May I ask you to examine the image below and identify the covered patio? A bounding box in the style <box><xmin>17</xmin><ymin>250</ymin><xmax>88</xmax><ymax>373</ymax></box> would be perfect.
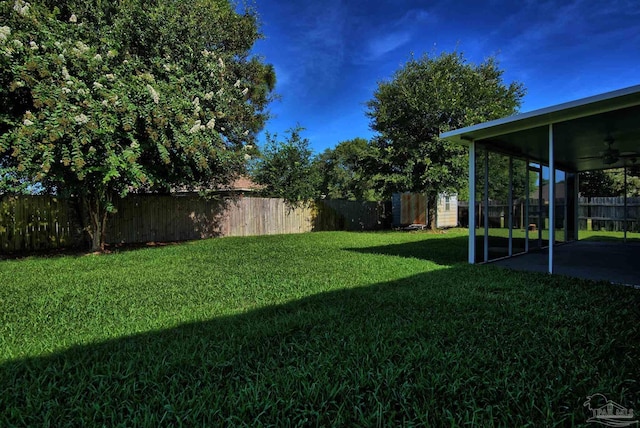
<box><xmin>492</xmin><ymin>241</ymin><xmax>640</xmax><ymax>286</ymax></box>
<box><xmin>441</xmin><ymin>84</ymin><xmax>640</xmax><ymax>284</ymax></box>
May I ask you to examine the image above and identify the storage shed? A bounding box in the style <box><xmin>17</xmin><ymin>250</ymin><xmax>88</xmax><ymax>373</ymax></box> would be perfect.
<box><xmin>392</xmin><ymin>193</ymin><xmax>458</xmax><ymax>228</ymax></box>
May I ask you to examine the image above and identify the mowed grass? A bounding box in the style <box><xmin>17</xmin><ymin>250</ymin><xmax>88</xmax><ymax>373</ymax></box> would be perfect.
<box><xmin>1</xmin><ymin>230</ymin><xmax>639</xmax><ymax>427</ymax></box>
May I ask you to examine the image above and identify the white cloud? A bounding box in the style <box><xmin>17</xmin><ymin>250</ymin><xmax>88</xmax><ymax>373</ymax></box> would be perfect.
<box><xmin>353</xmin><ymin>7</ymin><xmax>435</xmax><ymax>63</ymax></box>
<box><xmin>368</xmin><ymin>32</ymin><xmax>411</xmax><ymax>59</ymax></box>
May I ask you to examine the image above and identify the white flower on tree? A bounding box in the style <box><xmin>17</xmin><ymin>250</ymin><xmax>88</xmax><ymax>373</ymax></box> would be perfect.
<box><xmin>0</xmin><ymin>26</ymin><xmax>10</xmax><ymax>42</ymax></box>
<box><xmin>146</xmin><ymin>84</ymin><xmax>159</xmax><ymax>104</ymax></box>
<box><xmin>13</xmin><ymin>0</ymin><xmax>30</xmax><ymax>16</ymax></box>
<box><xmin>75</xmin><ymin>41</ymin><xmax>90</xmax><ymax>53</ymax></box>
<box><xmin>74</xmin><ymin>114</ymin><xmax>89</xmax><ymax>125</ymax></box>
<box><xmin>189</xmin><ymin>120</ymin><xmax>202</xmax><ymax>134</ymax></box>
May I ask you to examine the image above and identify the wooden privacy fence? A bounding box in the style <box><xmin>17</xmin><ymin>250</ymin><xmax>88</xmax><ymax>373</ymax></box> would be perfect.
<box><xmin>579</xmin><ymin>196</ymin><xmax>640</xmax><ymax>232</ymax></box>
<box><xmin>0</xmin><ymin>195</ymin><xmax>391</xmax><ymax>253</ymax></box>
<box><xmin>0</xmin><ymin>196</ymin><xmax>81</xmax><ymax>252</ymax></box>
<box><xmin>458</xmin><ymin>197</ymin><xmax>640</xmax><ymax>232</ymax></box>
<box><xmin>458</xmin><ymin>199</ymin><xmax>552</xmax><ymax>229</ymax></box>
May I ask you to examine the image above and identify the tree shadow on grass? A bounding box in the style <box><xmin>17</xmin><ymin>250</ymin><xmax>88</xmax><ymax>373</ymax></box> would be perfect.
<box><xmin>580</xmin><ymin>234</ymin><xmax>640</xmax><ymax>243</ymax></box>
<box><xmin>2</xmin><ymin>265</ymin><xmax>640</xmax><ymax>426</ymax></box>
<box><xmin>343</xmin><ymin>235</ymin><xmax>468</xmax><ymax>266</ymax></box>
<box><xmin>0</xmin><ymin>239</ymin><xmax>195</xmax><ymax>260</ymax></box>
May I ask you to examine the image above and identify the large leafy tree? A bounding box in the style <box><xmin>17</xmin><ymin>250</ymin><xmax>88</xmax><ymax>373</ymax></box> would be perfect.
<box><xmin>366</xmin><ymin>52</ymin><xmax>525</xmax><ymax>228</ymax></box>
<box><xmin>251</xmin><ymin>127</ymin><xmax>320</xmax><ymax>205</ymax></box>
<box><xmin>315</xmin><ymin>138</ymin><xmax>381</xmax><ymax>201</ymax></box>
<box><xmin>0</xmin><ymin>0</ymin><xmax>275</xmax><ymax>250</ymax></box>
<box><xmin>580</xmin><ymin>167</ymin><xmax>640</xmax><ymax>197</ymax></box>
<box><xmin>611</xmin><ymin>166</ymin><xmax>640</xmax><ymax>197</ymax></box>
<box><xmin>579</xmin><ymin>170</ymin><xmax>618</xmax><ymax>197</ymax></box>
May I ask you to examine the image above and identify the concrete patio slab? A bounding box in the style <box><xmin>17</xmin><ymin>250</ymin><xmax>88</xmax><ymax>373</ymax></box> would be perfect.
<box><xmin>492</xmin><ymin>241</ymin><xmax>640</xmax><ymax>286</ymax></box>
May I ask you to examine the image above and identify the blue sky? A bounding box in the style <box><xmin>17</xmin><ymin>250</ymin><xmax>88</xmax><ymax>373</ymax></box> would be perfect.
<box><xmin>250</xmin><ymin>0</ymin><xmax>640</xmax><ymax>154</ymax></box>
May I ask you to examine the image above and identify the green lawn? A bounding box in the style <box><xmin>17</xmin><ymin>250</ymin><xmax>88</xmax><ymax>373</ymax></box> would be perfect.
<box><xmin>1</xmin><ymin>230</ymin><xmax>639</xmax><ymax>426</ymax></box>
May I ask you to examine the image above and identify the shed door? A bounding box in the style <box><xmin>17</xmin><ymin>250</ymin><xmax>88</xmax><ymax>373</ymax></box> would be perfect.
<box><xmin>400</xmin><ymin>193</ymin><xmax>427</xmax><ymax>225</ymax></box>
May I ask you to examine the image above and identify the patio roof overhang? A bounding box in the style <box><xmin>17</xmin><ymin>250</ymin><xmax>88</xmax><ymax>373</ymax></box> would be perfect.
<box><xmin>440</xmin><ymin>84</ymin><xmax>640</xmax><ymax>172</ymax></box>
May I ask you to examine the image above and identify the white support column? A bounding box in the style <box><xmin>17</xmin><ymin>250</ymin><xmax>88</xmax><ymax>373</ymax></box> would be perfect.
<box><xmin>525</xmin><ymin>160</ymin><xmax>529</xmax><ymax>252</ymax></box>
<box><xmin>548</xmin><ymin>124</ymin><xmax>555</xmax><ymax>274</ymax></box>
<box><xmin>508</xmin><ymin>156</ymin><xmax>513</xmax><ymax>256</ymax></box>
<box><xmin>564</xmin><ymin>174</ymin><xmax>568</xmax><ymax>242</ymax></box>
<box><xmin>468</xmin><ymin>141</ymin><xmax>476</xmax><ymax>264</ymax></box>
<box><xmin>574</xmin><ymin>172</ymin><xmax>580</xmax><ymax>241</ymax></box>
<box><xmin>538</xmin><ymin>165</ymin><xmax>543</xmax><ymax>247</ymax></box>
<box><xmin>484</xmin><ymin>149</ymin><xmax>489</xmax><ymax>262</ymax></box>
<box><xmin>624</xmin><ymin>166</ymin><xmax>628</xmax><ymax>243</ymax></box>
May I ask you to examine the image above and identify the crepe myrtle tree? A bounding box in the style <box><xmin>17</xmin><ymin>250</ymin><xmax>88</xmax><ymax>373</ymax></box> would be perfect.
<box><xmin>366</xmin><ymin>52</ymin><xmax>525</xmax><ymax>229</ymax></box>
<box><xmin>0</xmin><ymin>0</ymin><xmax>275</xmax><ymax>250</ymax></box>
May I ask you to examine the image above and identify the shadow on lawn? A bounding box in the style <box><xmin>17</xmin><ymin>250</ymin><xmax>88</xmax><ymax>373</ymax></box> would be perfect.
<box><xmin>580</xmin><ymin>234</ymin><xmax>640</xmax><ymax>243</ymax></box>
<box><xmin>2</xmin><ymin>265</ymin><xmax>640</xmax><ymax>426</ymax></box>
<box><xmin>343</xmin><ymin>235</ymin><xmax>468</xmax><ymax>265</ymax></box>
<box><xmin>0</xmin><ymin>239</ymin><xmax>193</xmax><ymax>260</ymax></box>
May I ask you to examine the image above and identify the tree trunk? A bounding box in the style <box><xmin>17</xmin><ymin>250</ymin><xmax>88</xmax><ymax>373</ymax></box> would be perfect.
<box><xmin>83</xmin><ymin>193</ymin><xmax>111</xmax><ymax>252</ymax></box>
<box><xmin>427</xmin><ymin>192</ymin><xmax>438</xmax><ymax>231</ymax></box>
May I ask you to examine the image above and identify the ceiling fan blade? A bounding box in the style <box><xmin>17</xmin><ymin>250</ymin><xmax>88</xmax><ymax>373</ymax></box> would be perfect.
<box><xmin>578</xmin><ymin>156</ymin><xmax>603</xmax><ymax>160</ymax></box>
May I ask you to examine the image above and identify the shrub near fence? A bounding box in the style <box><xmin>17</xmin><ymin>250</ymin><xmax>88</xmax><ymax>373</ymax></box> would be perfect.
<box><xmin>0</xmin><ymin>195</ymin><xmax>391</xmax><ymax>253</ymax></box>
